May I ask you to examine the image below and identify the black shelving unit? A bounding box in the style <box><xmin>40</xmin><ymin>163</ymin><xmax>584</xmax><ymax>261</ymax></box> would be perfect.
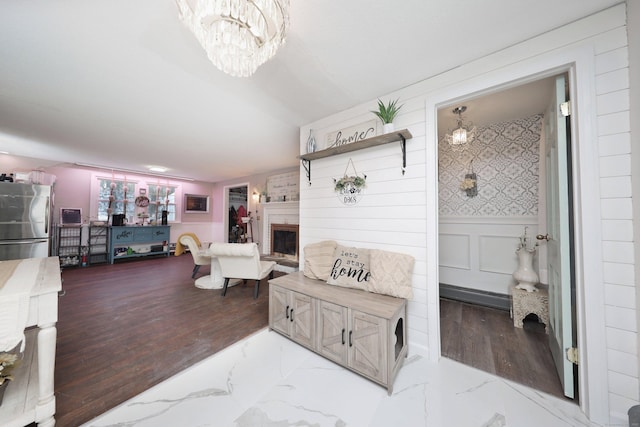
<box><xmin>57</xmin><ymin>225</ymin><xmax>83</xmax><ymax>267</ymax></box>
<box><xmin>88</xmin><ymin>224</ymin><xmax>109</xmax><ymax>265</ymax></box>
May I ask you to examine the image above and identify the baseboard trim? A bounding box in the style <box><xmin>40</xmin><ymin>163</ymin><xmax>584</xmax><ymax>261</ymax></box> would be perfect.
<box><xmin>439</xmin><ymin>283</ymin><xmax>510</xmax><ymax>311</ymax></box>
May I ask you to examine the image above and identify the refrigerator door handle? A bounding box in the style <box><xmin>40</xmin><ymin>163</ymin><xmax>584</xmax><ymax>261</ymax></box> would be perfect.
<box><xmin>45</xmin><ymin>196</ymin><xmax>50</xmax><ymax>234</ymax></box>
<box><xmin>0</xmin><ymin>239</ymin><xmax>49</xmax><ymax>245</ymax></box>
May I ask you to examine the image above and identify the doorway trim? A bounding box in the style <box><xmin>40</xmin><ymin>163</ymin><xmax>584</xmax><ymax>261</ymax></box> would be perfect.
<box><xmin>425</xmin><ymin>45</ymin><xmax>607</xmax><ymax>422</ymax></box>
<box><xmin>223</xmin><ymin>182</ymin><xmax>249</xmax><ymax>244</ymax></box>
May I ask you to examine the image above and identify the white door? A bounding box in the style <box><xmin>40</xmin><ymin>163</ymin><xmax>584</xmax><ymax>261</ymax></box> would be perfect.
<box><xmin>542</xmin><ymin>74</ymin><xmax>575</xmax><ymax>399</ymax></box>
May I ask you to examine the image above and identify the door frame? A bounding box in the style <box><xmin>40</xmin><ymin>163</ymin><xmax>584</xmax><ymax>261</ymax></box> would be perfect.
<box><xmin>222</xmin><ymin>182</ymin><xmax>249</xmax><ymax>243</ymax></box>
<box><xmin>425</xmin><ymin>45</ymin><xmax>607</xmax><ymax>422</ymax></box>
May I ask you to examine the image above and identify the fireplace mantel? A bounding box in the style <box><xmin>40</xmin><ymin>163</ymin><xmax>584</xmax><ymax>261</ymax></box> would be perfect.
<box><xmin>261</xmin><ymin>201</ymin><xmax>299</xmax><ymax>256</ymax></box>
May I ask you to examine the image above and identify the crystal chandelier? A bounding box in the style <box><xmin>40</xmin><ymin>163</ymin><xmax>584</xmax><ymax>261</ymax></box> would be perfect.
<box><xmin>443</xmin><ymin>106</ymin><xmax>477</xmax><ymax>148</ymax></box>
<box><xmin>175</xmin><ymin>0</ymin><xmax>290</xmax><ymax>77</ymax></box>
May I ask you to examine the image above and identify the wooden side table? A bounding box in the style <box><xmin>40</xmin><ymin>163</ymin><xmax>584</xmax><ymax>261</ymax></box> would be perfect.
<box><xmin>510</xmin><ymin>284</ymin><xmax>549</xmax><ymax>334</ymax></box>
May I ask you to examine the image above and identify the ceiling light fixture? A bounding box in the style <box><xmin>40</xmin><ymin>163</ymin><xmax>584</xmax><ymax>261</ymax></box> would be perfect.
<box><xmin>148</xmin><ymin>166</ymin><xmax>168</xmax><ymax>173</ymax></box>
<box><xmin>443</xmin><ymin>106</ymin><xmax>477</xmax><ymax>148</ymax></box>
<box><xmin>175</xmin><ymin>0</ymin><xmax>290</xmax><ymax>77</ymax></box>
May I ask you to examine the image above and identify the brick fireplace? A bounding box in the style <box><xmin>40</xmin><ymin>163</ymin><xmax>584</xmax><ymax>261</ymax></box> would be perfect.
<box><xmin>261</xmin><ymin>201</ymin><xmax>299</xmax><ymax>261</ymax></box>
<box><xmin>270</xmin><ymin>223</ymin><xmax>299</xmax><ymax>261</ymax></box>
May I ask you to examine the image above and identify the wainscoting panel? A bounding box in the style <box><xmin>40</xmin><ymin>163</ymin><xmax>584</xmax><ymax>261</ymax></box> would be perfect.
<box><xmin>439</xmin><ymin>233</ymin><xmax>471</xmax><ymax>270</ymax></box>
<box><xmin>170</xmin><ymin>222</ymin><xmax>216</xmax><ymax>246</ymax></box>
<box><xmin>479</xmin><ymin>235</ymin><xmax>521</xmax><ymax>275</ymax></box>
<box><xmin>439</xmin><ymin>217</ymin><xmax>539</xmax><ymax>295</ymax></box>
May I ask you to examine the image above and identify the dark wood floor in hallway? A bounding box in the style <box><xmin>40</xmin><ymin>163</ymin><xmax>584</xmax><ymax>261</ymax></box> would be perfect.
<box><xmin>52</xmin><ymin>255</ymin><xmax>276</xmax><ymax>427</ymax></box>
<box><xmin>440</xmin><ymin>297</ymin><xmax>568</xmax><ymax>400</ymax></box>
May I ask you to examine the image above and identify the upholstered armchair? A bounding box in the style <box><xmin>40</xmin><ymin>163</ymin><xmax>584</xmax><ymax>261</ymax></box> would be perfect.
<box><xmin>178</xmin><ymin>234</ymin><xmax>211</xmax><ymax>279</ymax></box>
<box><xmin>207</xmin><ymin>243</ymin><xmax>276</xmax><ymax>299</ymax></box>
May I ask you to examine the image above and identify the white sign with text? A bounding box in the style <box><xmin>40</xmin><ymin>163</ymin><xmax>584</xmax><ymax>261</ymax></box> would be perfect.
<box><xmin>326</xmin><ymin>120</ymin><xmax>378</xmax><ymax>150</ymax></box>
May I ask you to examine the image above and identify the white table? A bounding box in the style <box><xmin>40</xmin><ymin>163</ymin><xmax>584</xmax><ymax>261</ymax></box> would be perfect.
<box><xmin>0</xmin><ymin>257</ymin><xmax>61</xmax><ymax>427</ymax></box>
<box><xmin>194</xmin><ymin>256</ymin><xmax>225</xmax><ymax>289</ymax></box>
<box><xmin>193</xmin><ymin>247</ymin><xmax>241</xmax><ymax>290</ymax></box>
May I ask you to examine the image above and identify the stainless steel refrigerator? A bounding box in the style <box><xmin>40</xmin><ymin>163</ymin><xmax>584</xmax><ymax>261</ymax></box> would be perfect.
<box><xmin>0</xmin><ymin>182</ymin><xmax>53</xmax><ymax>260</ymax></box>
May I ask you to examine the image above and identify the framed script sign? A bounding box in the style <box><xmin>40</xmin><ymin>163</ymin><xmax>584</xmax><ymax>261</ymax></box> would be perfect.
<box><xmin>266</xmin><ymin>171</ymin><xmax>299</xmax><ymax>202</ymax></box>
<box><xmin>326</xmin><ymin>120</ymin><xmax>378</xmax><ymax>150</ymax></box>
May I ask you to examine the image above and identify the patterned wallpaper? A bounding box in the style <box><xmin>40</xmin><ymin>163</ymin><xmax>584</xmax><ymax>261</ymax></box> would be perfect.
<box><xmin>438</xmin><ymin>114</ymin><xmax>542</xmax><ymax>216</ymax></box>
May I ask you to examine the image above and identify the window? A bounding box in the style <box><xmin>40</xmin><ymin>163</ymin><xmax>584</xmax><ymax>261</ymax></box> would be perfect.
<box><xmin>94</xmin><ymin>176</ymin><xmax>180</xmax><ymax>223</ymax></box>
<box><xmin>97</xmin><ymin>178</ymin><xmax>135</xmax><ymax>221</ymax></box>
<box><xmin>147</xmin><ymin>184</ymin><xmax>177</xmax><ymax>222</ymax></box>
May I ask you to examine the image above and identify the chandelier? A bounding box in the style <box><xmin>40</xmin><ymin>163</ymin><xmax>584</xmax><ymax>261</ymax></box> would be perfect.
<box><xmin>443</xmin><ymin>106</ymin><xmax>477</xmax><ymax>148</ymax></box>
<box><xmin>175</xmin><ymin>0</ymin><xmax>290</xmax><ymax>77</ymax></box>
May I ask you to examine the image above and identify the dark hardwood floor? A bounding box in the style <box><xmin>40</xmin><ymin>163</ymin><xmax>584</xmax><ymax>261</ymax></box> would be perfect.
<box><xmin>52</xmin><ymin>255</ymin><xmax>278</xmax><ymax>427</ymax></box>
<box><xmin>50</xmin><ymin>258</ymin><xmax>566</xmax><ymax>425</ymax></box>
<box><xmin>440</xmin><ymin>297</ymin><xmax>567</xmax><ymax>400</ymax></box>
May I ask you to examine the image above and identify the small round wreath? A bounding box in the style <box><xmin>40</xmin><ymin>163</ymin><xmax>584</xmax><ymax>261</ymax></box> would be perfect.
<box><xmin>334</xmin><ymin>175</ymin><xmax>366</xmax><ymax>192</ymax></box>
<box><xmin>135</xmin><ymin>195</ymin><xmax>150</xmax><ymax>207</ymax></box>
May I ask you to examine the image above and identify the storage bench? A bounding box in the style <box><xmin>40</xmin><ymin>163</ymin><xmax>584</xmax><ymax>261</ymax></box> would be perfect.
<box><xmin>269</xmin><ymin>271</ymin><xmax>407</xmax><ymax>395</ymax></box>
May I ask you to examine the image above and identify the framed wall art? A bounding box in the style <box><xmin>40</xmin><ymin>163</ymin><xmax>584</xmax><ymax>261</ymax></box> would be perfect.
<box><xmin>184</xmin><ymin>194</ymin><xmax>210</xmax><ymax>213</ymax></box>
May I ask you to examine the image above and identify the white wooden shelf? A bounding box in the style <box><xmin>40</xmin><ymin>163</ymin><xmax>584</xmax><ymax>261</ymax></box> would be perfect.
<box><xmin>298</xmin><ymin>129</ymin><xmax>412</xmax><ymax>184</ymax></box>
<box><xmin>0</xmin><ymin>257</ymin><xmax>60</xmax><ymax>427</ymax></box>
<box><xmin>0</xmin><ymin>330</ymin><xmax>41</xmax><ymax>427</ymax></box>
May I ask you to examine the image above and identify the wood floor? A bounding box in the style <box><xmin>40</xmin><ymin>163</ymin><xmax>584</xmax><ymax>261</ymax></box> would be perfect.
<box><xmin>47</xmin><ymin>257</ymin><xmax>567</xmax><ymax>425</ymax></box>
<box><xmin>440</xmin><ymin>297</ymin><xmax>567</xmax><ymax>400</ymax></box>
<box><xmin>51</xmin><ymin>255</ymin><xmax>278</xmax><ymax>427</ymax></box>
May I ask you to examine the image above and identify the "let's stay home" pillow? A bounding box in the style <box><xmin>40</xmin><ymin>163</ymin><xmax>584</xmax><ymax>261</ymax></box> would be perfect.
<box><xmin>326</xmin><ymin>245</ymin><xmax>371</xmax><ymax>291</ymax></box>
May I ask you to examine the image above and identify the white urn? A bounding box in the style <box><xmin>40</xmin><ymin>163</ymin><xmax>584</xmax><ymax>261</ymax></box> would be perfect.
<box><xmin>513</xmin><ymin>247</ymin><xmax>539</xmax><ymax>292</ymax></box>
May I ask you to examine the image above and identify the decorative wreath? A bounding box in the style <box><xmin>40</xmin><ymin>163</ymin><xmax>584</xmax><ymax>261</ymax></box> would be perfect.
<box><xmin>333</xmin><ymin>158</ymin><xmax>367</xmax><ymax>192</ymax></box>
<box><xmin>135</xmin><ymin>195</ymin><xmax>150</xmax><ymax>207</ymax></box>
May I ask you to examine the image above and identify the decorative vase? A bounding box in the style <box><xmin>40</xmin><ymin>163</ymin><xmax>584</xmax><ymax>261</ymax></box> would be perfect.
<box><xmin>306</xmin><ymin>129</ymin><xmax>316</xmax><ymax>153</ymax></box>
<box><xmin>513</xmin><ymin>247</ymin><xmax>539</xmax><ymax>292</ymax></box>
<box><xmin>382</xmin><ymin>123</ymin><xmax>395</xmax><ymax>134</ymax></box>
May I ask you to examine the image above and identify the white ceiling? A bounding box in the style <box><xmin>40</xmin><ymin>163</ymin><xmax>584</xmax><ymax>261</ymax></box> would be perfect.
<box><xmin>0</xmin><ymin>0</ymin><xmax>621</xmax><ymax>182</ymax></box>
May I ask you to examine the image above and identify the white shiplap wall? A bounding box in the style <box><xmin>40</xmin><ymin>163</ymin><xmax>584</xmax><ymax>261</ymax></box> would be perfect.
<box><xmin>594</xmin><ymin>10</ymin><xmax>638</xmax><ymax>421</ymax></box>
<box><xmin>299</xmin><ymin>4</ymin><xmax>634</xmax><ymax>425</ymax></box>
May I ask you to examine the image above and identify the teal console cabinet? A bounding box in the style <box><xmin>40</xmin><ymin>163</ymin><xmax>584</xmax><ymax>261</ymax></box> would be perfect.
<box><xmin>108</xmin><ymin>226</ymin><xmax>170</xmax><ymax>263</ymax></box>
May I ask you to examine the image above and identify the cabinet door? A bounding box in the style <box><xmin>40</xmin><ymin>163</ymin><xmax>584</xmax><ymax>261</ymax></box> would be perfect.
<box><xmin>317</xmin><ymin>301</ymin><xmax>348</xmax><ymax>365</ymax></box>
<box><xmin>152</xmin><ymin>227</ymin><xmax>170</xmax><ymax>240</ymax></box>
<box><xmin>269</xmin><ymin>286</ymin><xmax>290</xmax><ymax>335</ymax></box>
<box><xmin>111</xmin><ymin>227</ymin><xmax>134</xmax><ymax>243</ymax></box>
<box><xmin>290</xmin><ymin>292</ymin><xmax>314</xmax><ymax>349</ymax></box>
<box><xmin>348</xmin><ymin>310</ymin><xmax>386</xmax><ymax>384</ymax></box>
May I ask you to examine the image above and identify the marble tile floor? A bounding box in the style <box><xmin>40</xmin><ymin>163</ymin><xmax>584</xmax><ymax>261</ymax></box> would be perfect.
<box><xmin>84</xmin><ymin>328</ymin><xmax>598</xmax><ymax>427</ymax></box>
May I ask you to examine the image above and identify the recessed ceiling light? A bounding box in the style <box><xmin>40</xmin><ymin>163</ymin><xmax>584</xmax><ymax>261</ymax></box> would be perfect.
<box><xmin>149</xmin><ymin>166</ymin><xmax>168</xmax><ymax>173</ymax></box>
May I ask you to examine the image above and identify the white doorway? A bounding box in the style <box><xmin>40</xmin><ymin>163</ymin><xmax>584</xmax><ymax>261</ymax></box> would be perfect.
<box><xmin>425</xmin><ymin>45</ymin><xmax>608</xmax><ymax>421</ymax></box>
<box><xmin>436</xmin><ymin>72</ymin><xmax>577</xmax><ymax>399</ymax></box>
<box><xmin>223</xmin><ymin>183</ymin><xmax>249</xmax><ymax>243</ymax></box>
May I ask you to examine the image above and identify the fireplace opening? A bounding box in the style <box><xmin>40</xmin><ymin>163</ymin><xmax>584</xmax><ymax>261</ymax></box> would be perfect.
<box><xmin>270</xmin><ymin>223</ymin><xmax>299</xmax><ymax>261</ymax></box>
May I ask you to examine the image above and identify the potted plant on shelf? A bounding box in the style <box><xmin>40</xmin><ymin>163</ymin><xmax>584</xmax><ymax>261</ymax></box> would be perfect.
<box><xmin>371</xmin><ymin>98</ymin><xmax>403</xmax><ymax>133</ymax></box>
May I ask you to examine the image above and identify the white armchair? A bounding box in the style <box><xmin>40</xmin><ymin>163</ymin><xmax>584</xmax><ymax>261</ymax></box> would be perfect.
<box><xmin>178</xmin><ymin>234</ymin><xmax>211</xmax><ymax>279</ymax></box>
<box><xmin>207</xmin><ymin>243</ymin><xmax>276</xmax><ymax>299</ymax></box>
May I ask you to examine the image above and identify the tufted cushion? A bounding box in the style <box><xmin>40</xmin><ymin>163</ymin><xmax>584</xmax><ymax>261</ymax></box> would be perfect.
<box><xmin>368</xmin><ymin>249</ymin><xmax>415</xmax><ymax>299</ymax></box>
<box><xmin>326</xmin><ymin>245</ymin><xmax>371</xmax><ymax>291</ymax></box>
<box><xmin>303</xmin><ymin>240</ymin><xmax>338</xmax><ymax>281</ymax></box>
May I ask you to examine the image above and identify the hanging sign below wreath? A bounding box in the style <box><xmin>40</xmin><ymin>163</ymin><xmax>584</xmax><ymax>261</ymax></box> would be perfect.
<box><xmin>334</xmin><ymin>158</ymin><xmax>366</xmax><ymax>206</ymax></box>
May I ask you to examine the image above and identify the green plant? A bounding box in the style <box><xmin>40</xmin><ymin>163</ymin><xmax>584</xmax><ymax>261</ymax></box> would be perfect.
<box><xmin>334</xmin><ymin>175</ymin><xmax>366</xmax><ymax>192</ymax></box>
<box><xmin>0</xmin><ymin>351</ymin><xmax>20</xmax><ymax>385</ymax></box>
<box><xmin>371</xmin><ymin>98</ymin><xmax>403</xmax><ymax>124</ymax></box>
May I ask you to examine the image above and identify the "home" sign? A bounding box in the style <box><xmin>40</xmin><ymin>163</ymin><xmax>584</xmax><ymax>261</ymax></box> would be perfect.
<box><xmin>326</xmin><ymin>120</ymin><xmax>378</xmax><ymax>149</ymax></box>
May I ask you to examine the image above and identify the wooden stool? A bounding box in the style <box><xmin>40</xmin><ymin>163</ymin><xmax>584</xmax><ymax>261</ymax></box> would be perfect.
<box><xmin>510</xmin><ymin>284</ymin><xmax>549</xmax><ymax>334</ymax></box>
